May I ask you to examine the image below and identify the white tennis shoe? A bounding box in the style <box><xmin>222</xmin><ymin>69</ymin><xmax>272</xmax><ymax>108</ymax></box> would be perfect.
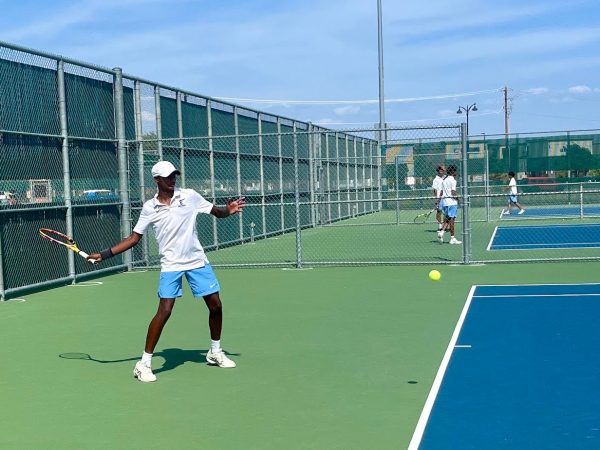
<box><xmin>437</xmin><ymin>230</ymin><xmax>444</xmax><ymax>243</ymax></box>
<box><xmin>518</xmin><ymin>209</ymin><xmax>525</xmax><ymax>215</ymax></box>
<box><xmin>133</xmin><ymin>361</ymin><xmax>157</xmax><ymax>382</ymax></box>
<box><xmin>206</xmin><ymin>349</ymin><xmax>236</xmax><ymax>368</ymax></box>
<box><xmin>449</xmin><ymin>237</ymin><xmax>462</xmax><ymax>245</ymax></box>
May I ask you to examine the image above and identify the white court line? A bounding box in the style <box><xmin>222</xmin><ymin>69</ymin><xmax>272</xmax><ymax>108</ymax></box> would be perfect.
<box><xmin>493</xmin><ymin>241</ymin><xmax>600</xmax><ymax>247</ymax></box>
<box><xmin>408</xmin><ymin>285</ymin><xmax>476</xmax><ymax>450</ymax></box>
<box><xmin>69</xmin><ymin>281</ymin><xmax>103</xmax><ymax>287</ymax></box>
<box><xmin>492</xmin><ymin>243</ymin><xmax>600</xmax><ymax>251</ymax></box>
<box><xmin>455</xmin><ymin>344</ymin><xmax>472</xmax><ymax>348</ymax></box>
<box><xmin>476</xmin><ymin>282</ymin><xmax>600</xmax><ymax>287</ymax></box>
<box><xmin>474</xmin><ymin>293</ymin><xmax>600</xmax><ymax>298</ymax></box>
<box><xmin>496</xmin><ymin>223</ymin><xmax>600</xmax><ymax>231</ymax></box>
<box><xmin>486</xmin><ymin>226</ymin><xmax>498</xmax><ymax>251</ymax></box>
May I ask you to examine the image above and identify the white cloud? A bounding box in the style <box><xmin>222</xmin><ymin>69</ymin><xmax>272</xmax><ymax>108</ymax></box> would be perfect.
<box><xmin>437</xmin><ymin>109</ymin><xmax>458</xmax><ymax>117</ymax></box>
<box><xmin>525</xmin><ymin>87</ymin><xmax>549</xmax><ymax>95</ymax></box>
<box><xmin>568</xmin><ymin>85</ymin><xmax>592</xmax><ymax>94</ymax></box>
<box><xmin>334</xmin><ymin>106</ymin><xmax>360</xmax><ymax>116</ymax></box>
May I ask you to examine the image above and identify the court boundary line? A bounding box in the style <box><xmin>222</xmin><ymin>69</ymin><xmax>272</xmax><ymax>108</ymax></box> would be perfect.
<box><xmin>472</xmin><ymin>282</ymin><xmax>600</xmax><ymax>287</ymax></box>
<box><xmin>490</xmin><ymin>241</ymin><xmax>600</xmax><ymax>251</ymax></box>
<box><xmin>473</xmin><ymin>293</ymin><xmax>600</xmax><ymax>298</ymax></box>
<box><xmin>494</xmin><ymin>223</ymin><xmax>600</xmax><ymax>231</ymax></box>
<box><xmin>407</xmin><ymin>285</ymin><xmax>476</xmax><ymax>450</ymax></box>
<box><xmin>486</xmin><ymin>226</ymin><xmax>498</xmax><ymax>251</ymax></box>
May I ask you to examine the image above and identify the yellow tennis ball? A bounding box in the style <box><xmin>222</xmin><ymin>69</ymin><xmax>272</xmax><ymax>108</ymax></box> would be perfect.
<box><xmin>429</xmin><ymin>270</ymin><xmax>441</xmax><ymax>281</ymax></box>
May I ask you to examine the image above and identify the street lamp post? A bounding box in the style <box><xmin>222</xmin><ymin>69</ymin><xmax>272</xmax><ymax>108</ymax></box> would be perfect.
<box><xmin>456</xmin><ymin>103</ymin><xmax>478</xmax><ymax>135</ymax></box>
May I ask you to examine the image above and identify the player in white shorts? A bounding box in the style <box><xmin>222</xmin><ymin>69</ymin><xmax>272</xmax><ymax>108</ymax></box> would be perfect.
<box><xmin>437</xmin><ymin>165</ymin><xmax>462</xmax><ymax>245</ymax></box>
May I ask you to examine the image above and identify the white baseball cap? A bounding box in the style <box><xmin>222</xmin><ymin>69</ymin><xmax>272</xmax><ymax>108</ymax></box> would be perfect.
<box><xmin>151</xmin><ymin>161</ymin><xmax>181</xmax><ymax>178</ymax></box>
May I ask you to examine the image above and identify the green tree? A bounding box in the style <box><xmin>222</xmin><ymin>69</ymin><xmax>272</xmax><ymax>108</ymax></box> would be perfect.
<box><xmin>564</xmin><ymin>144</ymin><xmax>593</xmax><ymax>177</ymax></box>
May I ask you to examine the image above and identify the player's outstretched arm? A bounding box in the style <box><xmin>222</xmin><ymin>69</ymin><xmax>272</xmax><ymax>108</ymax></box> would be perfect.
<box><xmin>86</xmin><ymin>232</ymin><xmax>142</xmax><ymax>263</ymax></box>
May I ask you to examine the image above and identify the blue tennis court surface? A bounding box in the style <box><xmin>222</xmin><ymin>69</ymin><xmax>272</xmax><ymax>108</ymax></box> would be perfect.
<box><xmin>410</xmin><ymin>283</ymin><xmax>600</xmax><ymax>450</ymax></box>
<box><xmin>500</xmin><ymin>205</ymin><xmax>600</xmax><ymax>219</ymax></box>
<box><xmin>488</xmin><ymin>223</ymin><xmax>600</xmax><ymax>250</ymax></box>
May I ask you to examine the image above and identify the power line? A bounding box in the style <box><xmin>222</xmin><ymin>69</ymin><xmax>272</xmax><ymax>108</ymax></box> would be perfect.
<box><xmin>215</xmin><ymin>88</ymin><xmax>502</xmax><ymax>105</ymax></box>
<box><xmin>313</xmin><ymin>109</ymin><xmax>502</xmax><ymax>126</ymax></box>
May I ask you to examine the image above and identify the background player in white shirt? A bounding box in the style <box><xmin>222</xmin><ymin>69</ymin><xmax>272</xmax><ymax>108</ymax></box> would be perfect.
<box><xmin>502</xmin><ymin>171</ymin><xmax>525</xmax><ymax>215</ymax></box>
<box><xmin>88</xmin><ymin>161</ymin><xmax>245</xmax><ymax>382</ymax></box>
<box><xmin>431</xmin><ymin>165</ymin><xmax>446</xmax><ymax>231</ymax></box>
<box><xmin>437</xmin><ymin>165</ymin><xmax>462</xmax><ymax>245</ymax></box>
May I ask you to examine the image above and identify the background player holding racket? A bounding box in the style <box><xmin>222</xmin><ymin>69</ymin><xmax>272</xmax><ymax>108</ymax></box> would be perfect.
<box><xmin>437</xmin><ymin>165</ymin><xmax>462</xmax><ymax>245</ymax></box>
<box><xmin>431</xmin><ymin>164</ymin><xmax>445</xmax><ymax>231</ymax></box>
<box><xmin>87</xmin><ymin>160</ymin><xmax>245</xmax><ymax>382</ymax></box>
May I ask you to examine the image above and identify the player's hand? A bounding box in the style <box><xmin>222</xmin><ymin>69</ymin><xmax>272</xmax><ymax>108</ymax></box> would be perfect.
<box><xmin>87</xmin><ymin>253</ymin><xmax>102</xmax><ymax>263</ymax></box>
<box><xmin>227</xmin><ymin>197</ymin><xmax>246</xmax><ymax>214</ymax></box>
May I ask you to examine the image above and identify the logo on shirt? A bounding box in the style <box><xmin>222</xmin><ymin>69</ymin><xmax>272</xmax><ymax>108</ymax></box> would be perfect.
<box><xmin>179</xmin><ymin>199</ymin><xmax>185</xmax><ymax>207</ymax></box>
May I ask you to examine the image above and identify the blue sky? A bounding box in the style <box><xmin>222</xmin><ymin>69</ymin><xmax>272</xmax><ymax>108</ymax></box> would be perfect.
<box><xmin>2</xmin><ymin>0</ymin><xmax>600</xmax><ymax>136</ymax></box>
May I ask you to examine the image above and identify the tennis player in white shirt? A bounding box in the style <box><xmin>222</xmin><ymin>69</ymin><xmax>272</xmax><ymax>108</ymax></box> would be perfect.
<box><xmin>431</xmin><ymin>165</ymin><xmax>446</xmax><ymax>231</ymax></box>
<box><xmin>502</xmin><ymin>171</ymin><xmax>525</xmax><ymax>215</ymax></box>
<box><xmin>437</xmin><ymin>165</ymin><xmax>462</xmax><ymax>245</ymax></box>
<box><xmin>88</xmin><ymin>160</ymin><xmax>245</xmax><ymax>382</ymax></box>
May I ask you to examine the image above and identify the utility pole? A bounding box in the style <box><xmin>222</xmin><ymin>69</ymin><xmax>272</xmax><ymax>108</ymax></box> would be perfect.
<box><xmin>503</xmin><ymin>86</ymin><xmax>511</xmax><ymax>136</ymax></box>
<box><xmin>377</xmin><ymin>0</ymin><xmax>386</xmax><ymax>141</ymax></box>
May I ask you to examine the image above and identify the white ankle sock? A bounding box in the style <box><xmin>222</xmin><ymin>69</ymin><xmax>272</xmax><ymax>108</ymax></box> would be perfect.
<box><xmin>211</xmin><ymin>339</ymin><xmax>221</xmax><ymax>352</ymax></box>
<box><xmin>141</xmin><ymin>352</ymin><xmax>152</xmax><ymax>366</ymax></box>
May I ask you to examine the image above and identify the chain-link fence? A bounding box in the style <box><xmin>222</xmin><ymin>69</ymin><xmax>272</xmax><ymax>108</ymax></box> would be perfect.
<box><xmin>2</xmin><ymin>39</ymin><xmax>600</xmax><ymax>300</ymax></box>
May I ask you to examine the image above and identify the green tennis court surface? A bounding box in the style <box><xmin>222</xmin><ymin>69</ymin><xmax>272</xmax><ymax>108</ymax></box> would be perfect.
<box><xmin>2</xmin><ymin>263</ymin><xmax>599</xmax><ymax>449</ymax></box>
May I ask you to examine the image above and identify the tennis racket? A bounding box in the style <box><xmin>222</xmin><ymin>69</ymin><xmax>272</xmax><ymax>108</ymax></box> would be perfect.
<box><xmin>39</xmin><ymin>228</ymin><xmax>97</xmax><ymax>263</ymax></box>
<box><xmin>413</xmin><ymin>209</ymin><xmax>436</xmax><ymax>224</ymax></box>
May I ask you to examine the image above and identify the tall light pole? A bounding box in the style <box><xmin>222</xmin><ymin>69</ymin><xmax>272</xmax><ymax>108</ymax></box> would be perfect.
<box><xmin>456</xmin><ymin>103</ymin><xmax>478</xmax><ymax>135</ymax></box>
<box><xmin>377</xmin><ymin>0</ymin><xmax>386</xmax><ymax>142</ymax></box>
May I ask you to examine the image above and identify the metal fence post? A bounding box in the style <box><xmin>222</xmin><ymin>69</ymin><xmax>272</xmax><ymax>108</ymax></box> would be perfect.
<box><xmin>234</xmin><ymin>107</ymin><xmax>244</xmax><ymax>241</ymax></box>
<box><xmin>0</xmin><ymin>220</ymin><xmax>5</xmax><ymax>300</ymax></box>
<box><xmin>154</xmin><ymin>86</ymin><xmax>163</xmax><ymax>159</ymax></box>
<box><xmin>206</xmin><ymin>100</ymin><xmax>218</xmax><ymax>246</ymax></box>
<box><xmin>277</xmin><ymin>118</ymin><xmax>285</xmax><ymax>233</ymax></box>
<box><xmin>57</xmin><ymin>60</ymin><xmax>76</xmax><ymax>282</ymax></box>
<box><xmin>580</xmin><ymin>183</ymin><xmax>584</xmax><ymax>218</ymax></box>
<box><xmin>293</xmin><ymin>122</ymin><xmax>302</xmax><ymax>268</ymax></box>
<box><xmin>308</xmin><ymin>122</ymin><xmax>316</xmax><ymax>227</ymax></box>
<box><xmin>460</xmin><ymin>123</ymin><xmax>472</xmax><ymax>264</ymax></box>
<box><xmin>113</xmin><ymin>67</ymin><xmax>132</xmax><ymax>270</ymax></box>
<box><xmin>176</xmin><ymin>91</ymin><xmax>186</xmax><ymax>188</ymax></box>
<box><xmin>335</xmin><ymin>132</ymin><xmax>341</xmax><ymax>219</ymax></box>
<box><xmin>134</xmin><ymin>80</ymin><xmax>149</xmax><ymax>265</ymax></box>
<box><xmin>258</xmin><ymin>114</ymin><xmax>267</xmax><ymax>236</ymax></box>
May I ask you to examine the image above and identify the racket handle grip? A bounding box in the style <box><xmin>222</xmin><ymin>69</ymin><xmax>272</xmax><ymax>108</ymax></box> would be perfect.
<box><xmin>78</xmin><ymin>251</ymin><xmax>98</xmax><ymax>264</ymax></box>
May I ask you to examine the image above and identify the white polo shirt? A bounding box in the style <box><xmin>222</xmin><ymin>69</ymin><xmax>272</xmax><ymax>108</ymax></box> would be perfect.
<box><xmin>441</xmin><ymin>175</ymin><xmax>458</xmax><ymax>207</ymax></box>
<box><xmin>509</xmin><ymin>177</ymin><xmax>518</xmax><ymax>195</ymax></box>
<box><xmin>432</xmin><ymin>175</ymin><xmax>444</xmax><ymax>197</ymax></box>
<box><xmin>133</xmin><ymin>188</ymin><xmax>213</xmax><ymax>271</ymax></box>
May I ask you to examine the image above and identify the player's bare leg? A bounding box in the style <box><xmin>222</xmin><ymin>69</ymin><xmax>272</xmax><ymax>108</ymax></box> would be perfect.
<box><xmin>204</xmin><ymin>292</ymin><xmax>235</xmax><ymax>368</ymax></box>
<box><xmin>145</xmin><ymin>298</ymin><xmax>176</xmax><ymax>352</ymax></box>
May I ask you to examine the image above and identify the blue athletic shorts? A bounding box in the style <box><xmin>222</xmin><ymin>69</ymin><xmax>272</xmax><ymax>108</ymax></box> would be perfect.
<box><xmin>508</xmin><ymin>195</ymin><xmax>518</xmax><ymax>204</ymax></box>
<box><xmin>158</xmin><ymin>264</ymin><xmax>220</xmax><ymax>299</ymax></box>
<box><xmin>443</xmin><ymin>204</ymin><xmax>458</xmax><ymax>219</ymax></box>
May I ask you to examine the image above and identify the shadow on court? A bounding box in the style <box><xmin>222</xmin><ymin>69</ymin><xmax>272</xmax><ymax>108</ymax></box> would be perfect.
<box><xmin>58</xmin><ymin>348</ymin><xmax>241</xmax><ymax>374</ymax></box>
